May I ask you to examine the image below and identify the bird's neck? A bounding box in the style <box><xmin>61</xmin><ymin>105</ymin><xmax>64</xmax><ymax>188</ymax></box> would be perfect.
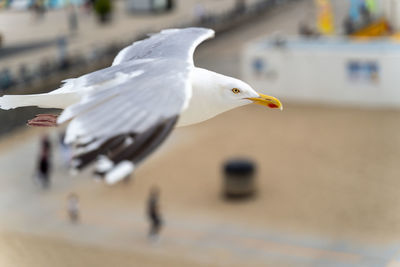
<box><xmin>177</xmin><ymin>67</ymin><xmax>234</xmax><ymax>127</ymax></box>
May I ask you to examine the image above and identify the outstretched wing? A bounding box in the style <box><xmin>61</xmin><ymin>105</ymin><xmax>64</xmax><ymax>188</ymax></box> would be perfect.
<box><xmin>112</xmin><ymin>28</ymin><xmax>214</xmax><ymax>66</ymax></box>
<box><xmin>58</xmin><ymin>28</ymin><xmax>214</xmax><ymax>184</ymax></box>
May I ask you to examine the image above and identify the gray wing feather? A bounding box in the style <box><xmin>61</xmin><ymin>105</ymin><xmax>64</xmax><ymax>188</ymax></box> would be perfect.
<box><xmin>59</xmin><ymin>59</ymin><xmax>189</xmax><ymax>180</ymax></box>
<box><xmin>112</xmin><ymin>28</ymin><xmax>215</xmax><ymax>66</ymax></box>
<box><xmin>60</xmin><ymin>58</ymin><xmax>190</xmax><ymax>143</ymax></box>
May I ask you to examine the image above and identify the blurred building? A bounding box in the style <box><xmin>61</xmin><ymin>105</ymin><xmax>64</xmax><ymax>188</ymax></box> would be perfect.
<box><xmin>243</xmin><ymin>36</ymin><xmax>400</xmax><ymax>108</ymax></box>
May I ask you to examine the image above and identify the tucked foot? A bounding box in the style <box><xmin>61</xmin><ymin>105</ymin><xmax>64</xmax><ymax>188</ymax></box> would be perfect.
<box><xmin>27</xmin><ymin>114</ymin><xmax>59</xmax><ymax>127</ymax></box>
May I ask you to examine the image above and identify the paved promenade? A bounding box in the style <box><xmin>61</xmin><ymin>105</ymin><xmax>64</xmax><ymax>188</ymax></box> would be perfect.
<box><xmin>2</xmin><ymin>104</ymin><xmax>400</xmax><ymax>267</ymax></box>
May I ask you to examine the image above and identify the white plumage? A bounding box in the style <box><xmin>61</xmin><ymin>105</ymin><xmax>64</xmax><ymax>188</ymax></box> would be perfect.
<box><xmin>0</xmin><ymin>28</ymin><xmax>282</xmax><ymax>184</ymax></box>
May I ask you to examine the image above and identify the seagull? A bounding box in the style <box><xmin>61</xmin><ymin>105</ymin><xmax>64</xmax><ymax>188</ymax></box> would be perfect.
<box><xmin>0</xmin><ymin>28</ymin><xmax>282</xmax><ymax>184</ymax></box>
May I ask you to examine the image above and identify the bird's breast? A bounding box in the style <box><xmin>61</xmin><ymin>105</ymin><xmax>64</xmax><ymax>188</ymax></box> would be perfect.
<box><xmin>176</xmin><ymin>105</ymin><xmax>215</xmax><ymax>127</ymax></box>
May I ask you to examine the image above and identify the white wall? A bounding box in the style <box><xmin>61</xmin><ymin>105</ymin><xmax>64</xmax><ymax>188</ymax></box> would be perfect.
<box><xmin>242</xmin><ymin>36</ymin><xmax>400</xmax><ymax>108</ymax></box>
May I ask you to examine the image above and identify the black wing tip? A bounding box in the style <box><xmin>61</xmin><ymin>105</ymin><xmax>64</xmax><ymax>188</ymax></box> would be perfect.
<box><xmin>70</xmin><ymin>116</ymin><xmax>179</xmax><ymax>183</ymax></box>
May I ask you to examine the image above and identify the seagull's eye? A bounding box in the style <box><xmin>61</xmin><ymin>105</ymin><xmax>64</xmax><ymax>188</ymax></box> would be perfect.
<box><xmin>232</xmin><ymin>88</ymin><xmax>240</xmax><ymax>94</ymax></box>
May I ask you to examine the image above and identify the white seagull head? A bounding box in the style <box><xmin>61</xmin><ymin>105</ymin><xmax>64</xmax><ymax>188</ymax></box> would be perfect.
<box><xmin>213</xmin><ymin>70</ymin><xmax>282</xmax><ymax>110</ymax></box>
<box><xmin>178</xmin><ymin>67</ymin><xmax>282</xmax><ymax>127</ymax></box>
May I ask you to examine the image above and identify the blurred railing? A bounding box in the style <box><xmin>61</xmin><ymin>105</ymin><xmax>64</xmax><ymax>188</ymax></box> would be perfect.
<box><xmin>0</xmin><ymin>0</ymin><xmax>302</xmax><ymax>136</ymax></box>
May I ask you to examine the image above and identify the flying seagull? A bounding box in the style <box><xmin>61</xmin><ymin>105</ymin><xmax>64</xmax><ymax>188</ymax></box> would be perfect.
<box><xmin>0</xmin><ymin>28</ymin><xmax>282</xmax><ymax>184</ymax></box>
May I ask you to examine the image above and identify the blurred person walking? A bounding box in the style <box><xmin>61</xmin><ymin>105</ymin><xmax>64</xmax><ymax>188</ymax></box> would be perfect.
<box><xmin>0</xmin><ymin>68</ymin><xmax>14</xmax><ymax>90</ymax></box>
<box><xmin>147</xmin><ymin>186</ymin><xmax>163</xmax><ymax>240</ymax></box>
<box><xmin>67</xmin><ymin>4</ymin><xmax>79</xmax><ymax>36</ymax></box>
<box><xmin>18</xmin><ymin>64</ymin><xmax>32</xmax><ymax>84</ymax></box>
<box><xmin>84</xmin><ymin>0</ymin><xmax>95</xmax><ymax>13</ymax></box>
<box><xmin>360</xmin><ymin>3</ymin><xmax>372</xmax><ymax>25</ymax></box>
<box><xmin>32</xmin><ymin>0</ymin><xmax>46</xmax><ymax>19</ymax></box>
<box><xmin>57</xmin><ymin>37</ymin><xmax>69</xmax><ymax>70</ymax></box>
<box><xmin>36</xmin><ymin>135</ymin><xmax>52</xmax><ymax>188</ymax></box>
<box><xmin>67</xmin><ymin>193</ymin><xmax>80</xmax><ymax>223</ymax></box>
<box><xmin>343</xmin><ymin>16</ymin><xmax>355</xmax><ymax>35</ymax></box>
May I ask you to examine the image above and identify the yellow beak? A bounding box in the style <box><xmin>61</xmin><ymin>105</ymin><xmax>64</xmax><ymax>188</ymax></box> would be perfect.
<box><xmin>247</xmin><ymin>93</ymin><xmax>283</xmax><ymax>110</ymax></box>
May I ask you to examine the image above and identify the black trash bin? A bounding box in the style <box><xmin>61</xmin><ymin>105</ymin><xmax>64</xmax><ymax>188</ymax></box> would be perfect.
<box><xmin>223</xmin><ymin>159</ymin><xmax>256</xmax><ymax>199</ymax></box>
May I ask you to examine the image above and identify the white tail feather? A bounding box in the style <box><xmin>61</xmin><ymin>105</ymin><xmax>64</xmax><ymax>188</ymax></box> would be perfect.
<box><xmin>0</xmin><ymin>92</ymin><xmax>80</xmax><ymax>110</ymax></box>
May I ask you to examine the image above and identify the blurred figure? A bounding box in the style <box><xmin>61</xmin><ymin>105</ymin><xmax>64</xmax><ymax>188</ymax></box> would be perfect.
<box><xmin>67</xmin><ymin>4</ymin><xmax>79</xmax><ymax>36</ymax></box>
<box><xmin>38</xmin><ymin>59</ymin><xmax>51</xmax><ymax>77</ymax></box>
<box><xmin>252</xmin><ymin>58</ymin><xmax>265</xmax><ymax>78</ymax></box>
<box><xmin>298</xmin><ymin>21</ymin><xmax>319</xmax><ymax>38</ymax></box>
<box><xmin>0</xmin><ymin>68</ymin><xmax>14</xmax><ymax>90</ymax></box>
<box><xmin>18</xmin><ymin>64</ymin><xmax>32</xmax><ymax>84</ymax></box>
<box><xmin>57</xmin><ymin>36</ymin><xmax>69</xmax><ymax>69</ymax></box>
<box><xmin>84</xmin><ymin>0</ymin><xmax>95</xmax><ymax>13</ymax></box>
<box><xmin>343</xmin><ymin>16</ymin><xmax>356</xmax><ymax>35</ymax></box>
<box><xmin>87</xmin><ymin>46</ymin><xmax>99</xmax><ymax>63</ymax></box>
<box><xmin>36</xmin><ymin>135</ymin><xmax>52</xmax><ymax>188</ymax></box>
<box><xmin>67</xmin><ymin>193</ymin><xmax>80</xmax><ymax>223</ymax></box>
<box><xmin>31</xmin><ymin>0</ymin><xmax>46</xmax><ymax>19</ymax></box>
<box><xmin>147</xmin><ymin>186</ymin><xmax>163</xmax><ymax>239</ymax></box>
<box><xmin>360</xmin><ymin>3</ymin><xmax>372</xmax><ymax>25</ymax></box>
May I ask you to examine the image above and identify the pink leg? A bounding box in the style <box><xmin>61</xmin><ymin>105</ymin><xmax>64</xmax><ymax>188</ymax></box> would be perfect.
<box><xmin>27</xmin><ymin>114</ymin><xmax>59</xmax><ymax>127</ymax></box>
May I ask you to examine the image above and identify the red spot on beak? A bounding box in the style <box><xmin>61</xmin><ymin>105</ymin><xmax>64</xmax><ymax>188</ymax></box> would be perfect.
<box><xmin>268</xmin><ymin>103</ymin><xmax>279</xmax><ymax>108</ymax></box>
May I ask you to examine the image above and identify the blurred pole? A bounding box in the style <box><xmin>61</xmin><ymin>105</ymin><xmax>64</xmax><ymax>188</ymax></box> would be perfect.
<box><xmin>67</xmin><ymin>193</ymin><xmax>80</xmax><ymax>223</ymax></box>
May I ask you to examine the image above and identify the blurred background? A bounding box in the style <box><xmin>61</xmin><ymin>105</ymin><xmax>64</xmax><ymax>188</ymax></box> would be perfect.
<box><xmin>2</xmin><ymin>0</ymin><xmax>400</xmax><ymax>266</ymax></box>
